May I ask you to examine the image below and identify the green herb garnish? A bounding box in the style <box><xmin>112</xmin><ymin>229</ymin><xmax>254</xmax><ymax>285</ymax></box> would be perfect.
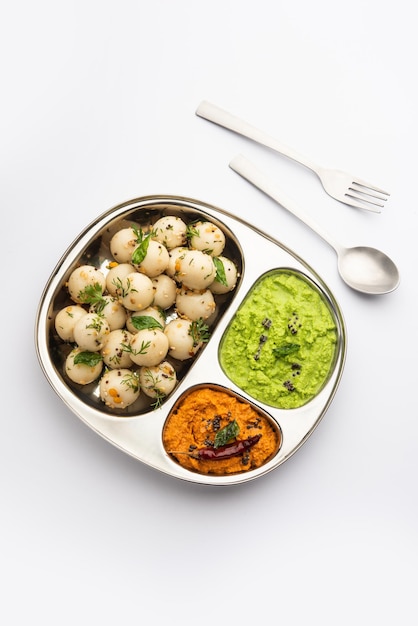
<box><xmin>272</xmin><ymin>343</ymin><xmax>300</xmax><ymax>358</ymax></box>
<box><xmin>213</xmin><ymin>256</ymin><xmax>227</xmax><ymax>286</ymax></box>
<box><xmin>121</xmin><ymin>340</ymin><xmax>151</xmax><ymax>356</ymax></box>
<box><xmin>73</xmin><ymin>351</ymin><xmax>103</xmax><ymax>367</ymax></box>
<box><xmin>131</xmin><ymin>226</ymin><xmax>154</xmax><ymax>265</ymax></box>
<box><xmin>140</xmin><ymin>367</ymin><xmax>174</xmax><ymax>410</ymax></box>
<box><xmin>150</xmin><ymin>391</ymin><xmax>166</xmax><ymax>410</ymax></box>
<box><xmin>186</xmin><ymin>223</ymin><xmax>200</xmax><ymax>241</ymax></box>
<box><xmin>86</xmin><ymin>314</ymin><xmax>106</xmax><ymax>332</ymax></box>
<box><xmin>188</xmin><ymin>318</ymin><xmax>210</xmax><ymax>346</ymax></box>
<box><xmin>130</xmin><ymin>315</ymin><xmax>164</xmax><ymax>331</ymax></box>
<box><xmin>112</xmin><ymin>276</ymin><xmax>136</xmax><ymax>298</ymax></box>
<box><xmin>121</xmin><ymin>371</ymin><xmax>140</xmax><ymax>393</ymax></box>
<box><xmin>77</xmin><ymin>282</ymin><xmax>106</xmax><ymax>312</ymax></box>
<box><xmin>214</xmin><ymin>419</ymin><xmax>240</xmax><ymax>448</ymax></box>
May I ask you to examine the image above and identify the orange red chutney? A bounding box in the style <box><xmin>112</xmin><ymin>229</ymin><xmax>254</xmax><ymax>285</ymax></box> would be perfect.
<box><xmin>163</xmin><ymin>386</ymin><xmax>281</xmax><ymax>475</ymax></box>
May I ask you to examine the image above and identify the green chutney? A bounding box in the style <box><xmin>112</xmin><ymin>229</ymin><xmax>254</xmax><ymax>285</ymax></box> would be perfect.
<box><xmin>219</xmin><ymin>271</ymin><xmax>338</xmax><ymax>409</ymax></box>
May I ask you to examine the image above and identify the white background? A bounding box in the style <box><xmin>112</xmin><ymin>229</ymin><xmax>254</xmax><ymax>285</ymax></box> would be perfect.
<box><xmin>1</xmin><ymin>1</ymin><xmax>416</xmax><ymax>624</ymax></box>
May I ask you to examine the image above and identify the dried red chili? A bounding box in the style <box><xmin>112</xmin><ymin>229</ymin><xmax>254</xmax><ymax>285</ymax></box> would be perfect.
<box><xmin>170</xmin><ymin>434</ymin><xmax>262</xmax><ymax>461</ymax></box>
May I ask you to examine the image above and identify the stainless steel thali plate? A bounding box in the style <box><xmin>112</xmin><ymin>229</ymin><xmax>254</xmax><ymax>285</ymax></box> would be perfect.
<box><xmin>35</xmin><ymin>195</ymin><xmax>347</xmax><ymax>486</ymax></box>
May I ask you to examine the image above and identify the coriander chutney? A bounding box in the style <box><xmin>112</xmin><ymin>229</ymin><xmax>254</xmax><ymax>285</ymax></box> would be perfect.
<box><xmin>219</xmin><ymin>270</ymin><xmax>338</xmax><ymax>409</ymax></box>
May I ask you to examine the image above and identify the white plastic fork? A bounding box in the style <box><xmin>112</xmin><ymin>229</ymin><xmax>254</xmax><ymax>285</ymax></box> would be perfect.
<box><xmin>196</xmin><ymin>100</ymin><xmax>390</xmax><ymax>213</ymax></box>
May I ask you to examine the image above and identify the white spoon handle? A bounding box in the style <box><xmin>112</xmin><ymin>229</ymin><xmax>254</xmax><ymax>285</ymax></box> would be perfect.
<box><xmin>229</xmin><ymin>154</ymin><xmax>342</xmax><ymax>254</ymax></box>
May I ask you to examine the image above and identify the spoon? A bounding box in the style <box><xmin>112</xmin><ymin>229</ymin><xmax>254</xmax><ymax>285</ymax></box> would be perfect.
<box><xmin>229</xmin><ymin>154</ymin><xmax>400</xmax><ymax>295</ymax></box>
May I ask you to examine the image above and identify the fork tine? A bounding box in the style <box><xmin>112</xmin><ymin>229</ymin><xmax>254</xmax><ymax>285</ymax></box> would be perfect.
<box><xmin>350</xmin><ymin>184</ymin><xmax>389</xmax><ymax>203</ymax></box>
<box><xmin>344</xmin><ymin>193</ymin><xmax>382</xmax><ymax>213</ymax></box>
<box><xmin>347</xmin><ymin>190</ymin><xmax>386</xmax><ymax>207</ymax></box>
<box><xmin>351</xmin><ymin>178</ymin><xmax>390</xmax><ymax>197</ymax></box>
<box><xmin>347</xmin><ymin>186</ymin><xmax>387</xmax><ymax>208</ymax></box>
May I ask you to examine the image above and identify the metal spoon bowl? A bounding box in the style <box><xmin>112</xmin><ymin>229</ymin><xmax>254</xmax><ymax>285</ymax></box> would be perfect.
<box><xmin>230</xmin><ymin>155</ymin><xmax>400</xmax><ymax>295</ymax></box>
<box><xmin>337</xmin><ymin>245</ymin><xmax>400</xmax><ymax>294</ymax></box>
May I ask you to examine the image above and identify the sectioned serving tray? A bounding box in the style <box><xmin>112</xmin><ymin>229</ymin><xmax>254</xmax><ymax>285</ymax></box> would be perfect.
<box><xmin>35</xmin><ymin>195</ymin><xmax>347</xmax><ymax>486</ymax></box>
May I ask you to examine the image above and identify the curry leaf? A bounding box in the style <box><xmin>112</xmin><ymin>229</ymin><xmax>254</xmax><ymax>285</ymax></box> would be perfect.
<box><xmin>213</xmin><ymin>256</ymin><xmax>228</xmax><ymax>286</ymax></box>
<box><xmin>131</xmin><ymin>226</ymin><xmax>154</xmax><ymax>265</ymax></box>
<box><xmin>272</xmin><ymin>343</ymin><xmax>300</xmax><ymax>358</ymax></box>
<box><xmin>73</xmin><ymin>351</ymin><xmax>103</xmax><ymax>367</ymax></box>
<box><xmin>130</xmin><ymin>315</ymin><xmax>164</xmax><ymax>331</ymax></box>
<box><xmin>214</xmin><ymin>419</ymin><xmax>240</xmax><ymax>448</ymax></box>
<box><xmin>132</xmin><ymin>236</ymin><xmax>151</xmax><ymax>265</ymax></box>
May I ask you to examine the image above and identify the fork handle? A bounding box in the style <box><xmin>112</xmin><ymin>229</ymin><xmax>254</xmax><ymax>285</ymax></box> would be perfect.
<box><xmin>196</xmin><ymin>100</ymin><xmax>319</xmax><ymax>174</ymax></box>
